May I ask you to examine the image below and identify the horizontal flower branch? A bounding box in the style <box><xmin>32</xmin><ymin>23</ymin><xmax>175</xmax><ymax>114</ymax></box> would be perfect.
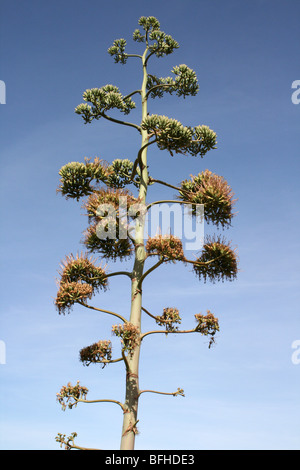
<box><xmin>78</xmin><ymin>301</ymin><xmax>128</xmax><ymax>323</ymax></box>
<box><xmin>55</xmin><ymin>432</ymin><xmax>100</xmax><ymax>451</ymax></box>
<box><xmin>140</xmin><ymin>311</ymin><xmax>219</xmax><ymax>348</ymax></box>
<box><xmin>138</xmin><ymin>387</ymin><xmax>185</xmax><ymax>398</ymax></box>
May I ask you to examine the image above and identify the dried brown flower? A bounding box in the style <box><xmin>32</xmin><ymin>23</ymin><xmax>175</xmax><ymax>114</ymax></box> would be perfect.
<box><xmin>112</xmin><ymin>323</ymin><xmax>140</xmax><ymax>356</ymax></box>
<box><xmin>193</xmin><ymin>236</ymin><xmax>238</xmax><ymax>283</ymax></box>
<box><xmin>156</xmin><ymin>307</ymin><xmax>181</xmax><ymax>332</ymax></box>
<box><xmin>83</xmin><ymin>187</ymin><xmax>138</xmax><ymax>222</ymax></box>
<box><xmin>79</xmin><ymin>340</ymin><xmax>112</xmax><ymax>368</ymax></box>
<box><xmin>56</xmin><ymin>381</ymin><xmax>89</xmax><ymax>410</ymax></box>
<box><xmin>55</xmin><ymin>282</ymin><xmax>93</xmax><ymax>315</ymax></box>
<box><xmin>146</xmin><ymin>234</ymin><xmax>185</xmax><ymax>262</ymax></box>
<box><xmin>194</xmin><ymin>311</ymin><xmax>219</xmax><ymax>348</ymax></box>
<box><xmin>82</xmin><ymin>222</ymin><xmax>133</xmax><ymax>261</ymax></box>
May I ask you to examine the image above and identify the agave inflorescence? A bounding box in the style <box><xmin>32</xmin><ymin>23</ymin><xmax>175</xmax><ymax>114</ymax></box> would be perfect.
<box><xmin>79</xmin><ymin>340</ymin><xmax>113</xmax><ymax>368</ymax></box>
<box><xmin>193</xmin><ymin>236</ymin><xmax>238</xmax><ymax>283</ymax></box>
<box><xmin>178</xmin><ymin>169</ymin><xmax>236</xmax><ymax>228</ymax></box>
<box><xmin>146</xmin><ymin>234</ymin><xmax>185</xmax><ymax>262</ymax></box>
<box><xmin>55</xmin><ymin>253</ymin><xmax>108</xmax><ymax>314</ymax></box>
<box><xmin>54</xmin><ymin>15</ymin><xmax>238</xmax><ymax>451</ymax></box>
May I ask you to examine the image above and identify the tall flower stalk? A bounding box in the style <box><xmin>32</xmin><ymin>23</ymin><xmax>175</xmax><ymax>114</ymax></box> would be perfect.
<box><xmin>55</xmin><ymin>16</ymin><xmax>238</xmax><ymax>451</ymax></box>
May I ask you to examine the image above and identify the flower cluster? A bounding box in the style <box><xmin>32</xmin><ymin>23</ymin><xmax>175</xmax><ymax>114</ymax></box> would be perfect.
<box><xmin>79</xmin><ymin>340</ymin><xmax>112</xmax><ymax>368</ymax></box>
<box><xmin>82</xmin><ymin>188</ymin><xmax>137</xmax><ymax>261</ymax></box>
<box><xmin>193</xmin><ymin>236</ymin><xmax>238</xmax><ymax>283</ymax></box>
<box><xmin>141</xmin><ymin>114</ymin><xmax>217</xmax><ymax>158</ymax></box>
<box><xmin>56</xmin><ymin>381</ymin><xmax>89</xmax><ymax>411</ymax></box>
<box><xmin>108</xmin><ymin>38</ymin><xmax>128</xmax><ymax>64</ymax></box>
<box><xmin>83</xmin><ymin>187</ymin><xmax>138</xmax><ymax>222</ymax></box>
<box><xmin>146</xmin><ymin>234</ymin><xmax>185</xmax><ymax>262</ymax></box>
<box><xmin>131</xmin><ymin>16</ymin><xmax>179</xmax><ymax>58</ymax></box>
<box><xmin>155</xmin><ymin>307</ymin><xmax>182</xmax><ymax>332</ymax></box>
<box><xmin>194</xmin><ymin>311</ymin><xmax>219</xmax><ymax>348</ymax></box>
<box><xmin>112</xmin><ymin>323</ymin><xmax>140</xmax><ymax>356</ymax></box>
<box><xmin>147</xmin><ymin>65</ymin><xmax>199</xmax><ymax>99</ymax></box>
<box><xmin>83</xmin><ymin>223</ymin><xmax>133</xmax><ymax>262</ymax></box>
<box><xmin>178</xmin><ymin>169</ymin><xmax>236</xmax><ymax>228</ymax></box>
<box><xmin>55</xmin><ymin>253</ymin><xmax>107</xmax><ymax>314</ymax></box>
<box><xmin>106</xmin><ymin>159</ymin><xmax>139</xmax><ymax>188</ymax></box>
<box><xmin>57</xmin><ymin>158</ymin><xmax>108</xmax><ymax>200</ymax></box>
<box><xmin>57</xmin><ymin>158</ymin><xmax>139</xmax><ymax>201</ymax></box>
<box><xmin>75</xmin><ymin>84</ymin><xmax>136</xmax><ymax>124</ymax></box>
<box><xmin>58</xmin><ymin>253</ymin><xmax>108</xmax><ymax>288</ymax></box>
<box><xmin>55</xmin><ymin>432</ymin><xmax>78</xmax><ymax>450</ymax></box>
<box><xmin>55</xmin><ymin>282</ymin><xmax>93</xmax><ymax>315</ymax></box>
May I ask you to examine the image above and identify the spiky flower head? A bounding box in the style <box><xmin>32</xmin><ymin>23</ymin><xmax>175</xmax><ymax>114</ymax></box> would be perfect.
<box><xmin>58</xmin><ymin>252</ymin><xmax>108</xmax><ymax>290</ymax></box>
<box><xmin>193</xmin><ymin>236</ymin><xmax>238</xmax><ymax>283</ymax></box>
<box><xmin>146</xmin><ymin>234</ymin><xmax>185</xmax><ymax>262</ymax></box>
<box><xmin>55</xmin><ymin>282</ymin><xmax>93</xmax><ymax>315</ymax></box>
<box><xmin>178</xmin><ymin>170</ymin><xmax>236</xmax><ymax>228</ymax></box>
<box><xmin>55</xmin><ymin>253</ymin><xmax>108</xmax><ymax>314</ymax></box>
<box><xmin>83</xmin><ymin>187</ymin><xmax>138</xmax><ymax>222</ymax></box>
<box><xmin>79</xmin><ymin>340</ymin><xmax>112</xmax><ymax>368</ymax></box>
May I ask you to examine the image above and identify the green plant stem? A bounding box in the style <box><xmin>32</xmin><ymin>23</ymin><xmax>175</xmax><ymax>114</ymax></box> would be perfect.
<box><xmin>145</xmin><ymin>82</ymin><xmax>175</xmax><ymax>100</ymax></box>
<box><xmin>104</xmin><ymin>271</ymin><xmax>133</xmax><ymax>280</ymax></box>
<box><xmin>101</xmin><ymin>111</ymin><xmax>141</xmax><ymax>132</ymax></box>
<box><xmin>149</xmin><ymin>177</ymin><xmax>182</xmax><ymax>192</ymax></box>
<box><xmin>141</xmin><ymin>306</ymin><xmax>160</xmax><ymax>322</ymax></box>
<box><xmin>141</xmin><ymin>327</ymin><xmax>198</xmax><ymax>341</ymax></box>
<box><xmin>147</xmin><ymin>199</ymin><xmax>204</xmax><ymax>210</ymax></box>
<box><xmin>123</xmin><ymin>89</ymin><xmax>142</xmax><ymax>100</ymax></box>
<box><xmin>126</xmin><ymin>54</ymin><xmax>143</xmax><ymax>60</ymax></box>
<box><xmin>74</xmin><ymin>398</ymin><xmax>126</xmax><ymax>412</ymax></box>
<box><xmin>119</xmin><ymin>45</ymin><xmax>149</xmax><ymax>451</ymax></box>
<box><xmin>137</xmin><ymin>258</ymin><xmax>165</xmax><ymax>289</ymax></box>
<box><xmin>138</xmin><ymin>389</ymin><xmax>183</xmax><ymax>398</ymax></box>
<box><xmin>131</xmin><ymin>138</ymin><xmax>156</xmax><ymax>181</ymax></box>
<box><xmin>78</xmin><ymin>301</ymin><xmax>128</xmax><ymax>323</ymax></box>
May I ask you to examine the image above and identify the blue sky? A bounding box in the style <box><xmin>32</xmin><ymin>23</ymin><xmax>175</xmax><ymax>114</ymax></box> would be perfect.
<box><xmin>0</xmin><ymin>0</ymin><xmax>299</xmax><ymax>450</ymax></box>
